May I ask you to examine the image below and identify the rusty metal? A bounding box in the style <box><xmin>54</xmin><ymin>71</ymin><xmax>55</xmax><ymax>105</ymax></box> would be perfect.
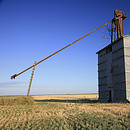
<box><xmin>111</xmin><ymin>21</ymin><xmax>114</xmax><ymax>43</ymax></box>
<box><xmin>11</xmin><ymin>20</ymin><xmax>112</xmax><ymax>79</ymax></box>
<box><xmin>27</xmin><ymin>59</ymin><xmax>37</xmax><ymax>97</ymax></box>
<box><xmin>112</xmin><ymin>9</ymin><xmax>127</xmax><ymax>42</ymax></box>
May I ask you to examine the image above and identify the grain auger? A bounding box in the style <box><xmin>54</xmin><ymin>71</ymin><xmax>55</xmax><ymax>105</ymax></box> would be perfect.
<box><xmin>11</xmin><ymin>10</ymin><xmax>127</xmax><ymax>88</ymax></box>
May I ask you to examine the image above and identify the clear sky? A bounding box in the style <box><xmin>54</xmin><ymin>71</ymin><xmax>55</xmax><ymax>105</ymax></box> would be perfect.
<box><xmin>0</xmin><ymin>0</ymin><xmax>130</xmax><ymax>95</ymax></box>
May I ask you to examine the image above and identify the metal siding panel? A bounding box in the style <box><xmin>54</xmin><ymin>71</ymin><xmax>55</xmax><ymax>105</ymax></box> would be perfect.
<box><xmin>125</xmin><ymin>56</ymin><xmax>130</xmax><ymax>64</ymax></box>
<box><xmin>113</xmin><ymin>83</ymin><xmax>126</xmax><ymax>91</ymax></box>
<box><xmin>113</xmin><ymin>99</ymin><xmax>126</xmax><ymax>103</ymax></box>
<box><xmin>125</xmin><ymin>72</ymin><xmax>130</xmax><ymax>81</ymax></box>
<box><xmin>99</xmin><ymin>98</ymin><xmax>107</xmax><ymax>103</ymax></box>
<box><xmin>99</xmin><ymin>91</ymin><xmax>107</xmax><ymax>99</ymax></box>
<box><xmin>106</xmin><ymin>52</ymin><xmax>112</xmax><ymax>88</ymax></box>
<box><xmin>124</xmin><ymin>47</ymin><xmax>130</xmax><ymax>55</ymax></box>
<box><xmin>113</xmin><ymin>90</ymin><xmax>126</xmax><ymax>99</ymax></box>
<box><xmin>112</xmin><ymin>65</ymin><xmax>125</xmax><ymax>75</ymax></box>
<box><xmin>126</xmin><ymin>91</ymin><xmax>130</xmax><ymax>102</ymax></box>
<box><xmin>98</xmin><ymin>55</ymin><xmax>106</xmax><ymax>64</ymax></box>
<box><xmin>112</xmin><ymin>48</ymin><xmax>124</xmax><ymax>60</ymax></box>
<box><xmin>124</xmin><ymin>37</ymin><xmax>130</xmax><ymax>102</ymax></box>
<box><xmin>98</xmin><ymin>70</ymin><xmax>106</xmax><ymax>78</ymax></box>
<box><xmin>112</xmin><ymin>39</ymin><xmax>123</xmax><ymax>52</ymax></box>
<box><xmin>125</xmin><ymin>65</ymin><xmax>130</xmax><ymax>71</ymax></box>
<box><xmin>124</xmin><ymin>56</ymin><xmax>130</xmax><ymax>76</ymax></box>
<box><xmin>126</xmin><ymin>82</ymin><xmax>130</xmax><ymax>102</ymax></box>
<box><xmin>112</xmin><ymin>73</ymin><xmax>125</xmax><ymax>83</ymax></box>
<box><xmin>124</xmin><ymin>36</ymin><xmax>130</xmax><ymax>47</ymax></box>
<box><xmin>99</xmin><ymin>79</ymin><xmax>106</xmax><ymax>85</ymax></box>
<box><xmin>99</xmin><ymin>86</ymin><xmax>107</xmax><ymax>92</ymax></box>
<box><xmin>112</xmin><ymin>57</ymin><xmax>124</xmax><ymax>66</ymax></box>
<box><xmin>98</xmin><ymin>49</ymin><xmax>106</xmax><ymax>57</ymax></box>
<box><xmin>98</xmin><ymin>62</ymin><xmax>106</xmax><ymax>71</ymax></box>
<box><xmin>126</xmin><ymin>82</ymin><xmax>130</xmax><ymax>89</ymax></box>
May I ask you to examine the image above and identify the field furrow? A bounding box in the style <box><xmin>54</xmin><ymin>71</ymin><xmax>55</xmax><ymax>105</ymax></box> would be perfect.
<box><xmin>0</xmin><ymin>94</ymin><xmax>129</xmax><ymax>129</ymax></box>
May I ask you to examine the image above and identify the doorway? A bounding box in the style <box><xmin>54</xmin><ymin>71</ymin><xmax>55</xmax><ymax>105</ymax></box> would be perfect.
<box><xmin>108</xmin><ymin>90</ymin><xmax>112</xmax><ymax>102</ymax></box>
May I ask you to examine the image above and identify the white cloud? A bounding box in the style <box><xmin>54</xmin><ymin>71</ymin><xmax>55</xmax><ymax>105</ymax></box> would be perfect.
<box><xmin>0</xmin><ymin>81</ymin><xmax>26</xmax><ymax>87</ymax></box>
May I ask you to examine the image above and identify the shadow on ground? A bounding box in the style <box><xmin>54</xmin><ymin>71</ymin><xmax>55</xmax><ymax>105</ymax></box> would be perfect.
<box><xmin>35</xmin><ymin>99</ymin><xmax>98</xmax><ymax>103</ymax></box>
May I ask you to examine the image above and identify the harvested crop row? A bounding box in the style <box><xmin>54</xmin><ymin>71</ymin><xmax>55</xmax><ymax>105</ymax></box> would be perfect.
<box><xmin>0</xmin><ymin>102</ymin><xmax>129</xmax><ymax>129</ymax></box>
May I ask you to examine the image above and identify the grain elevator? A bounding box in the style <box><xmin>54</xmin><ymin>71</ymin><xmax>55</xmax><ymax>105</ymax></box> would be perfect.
<box><xmin>97</xmin><ymin>10</ymin><xmax>130</xmax><ymax>103</ymax></box>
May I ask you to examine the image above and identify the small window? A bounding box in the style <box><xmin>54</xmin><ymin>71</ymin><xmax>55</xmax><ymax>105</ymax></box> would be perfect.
<box><xmin>106</xmin><ymin>45</ymin><xmax>112</xmax><ymax>54</ymax></box>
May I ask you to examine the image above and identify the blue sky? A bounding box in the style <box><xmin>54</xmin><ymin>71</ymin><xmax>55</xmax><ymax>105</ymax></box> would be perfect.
<box><xmin>0</xmin><ymin>0</ymin><xmax>130</xmax><ymax>95</ymax></box>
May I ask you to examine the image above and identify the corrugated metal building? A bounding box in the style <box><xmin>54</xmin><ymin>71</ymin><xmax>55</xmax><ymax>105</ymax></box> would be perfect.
<box><xmin>97</xmin><ymin>35</ymin><xmax>130</xmax><ymax>103</ymax></box>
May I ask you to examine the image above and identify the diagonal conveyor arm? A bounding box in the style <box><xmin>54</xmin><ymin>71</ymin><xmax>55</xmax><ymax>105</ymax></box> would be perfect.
<box><xmin>11</xmin><ymin>20</ymin><xmax>112</xmax><ymax>79</ymax></box>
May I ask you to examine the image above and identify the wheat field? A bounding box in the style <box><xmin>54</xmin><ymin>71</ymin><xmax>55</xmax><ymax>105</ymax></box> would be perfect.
<box><xmin>33</xmin><ymin>94</ymin><xmax>98</xmax><ymax>100</ymax></box>
<box><xmin>0</xmin><ymin>94</ymin><xmax>130</xmax><ymax>129</ymax></box>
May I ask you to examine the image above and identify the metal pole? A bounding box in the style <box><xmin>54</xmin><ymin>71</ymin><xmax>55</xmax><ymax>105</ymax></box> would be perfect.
<box><xmin>27</xmin><ymin>60</ymin><xmax>37</xmax><ymax>97</ymax></box>
<box><xmin>111</xmin><ymin>20</ymin><xmax>113</xmax><ymax>43</ymax></box>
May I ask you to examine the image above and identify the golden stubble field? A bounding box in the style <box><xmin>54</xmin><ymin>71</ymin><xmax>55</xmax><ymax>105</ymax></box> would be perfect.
<box><xmin>32</xmin><ymin>94</ymin><xmax>98</xmax><ymax>100</ymax></box>
<box><xmin>0</xmin><ymin>94</ymin><xmax>130</xmax><ymax>129</ymax></box>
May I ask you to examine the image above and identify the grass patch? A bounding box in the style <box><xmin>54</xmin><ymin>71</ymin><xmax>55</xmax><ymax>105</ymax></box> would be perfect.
<box><xmin>0</xmin><ymin>96</ymin><xmax>35</xmax><ymax>106</ymax></box>
<box><xmin>0</xmin><ymin>95</ymin><xmax>129</xmax><ymax>129</ymax></box>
